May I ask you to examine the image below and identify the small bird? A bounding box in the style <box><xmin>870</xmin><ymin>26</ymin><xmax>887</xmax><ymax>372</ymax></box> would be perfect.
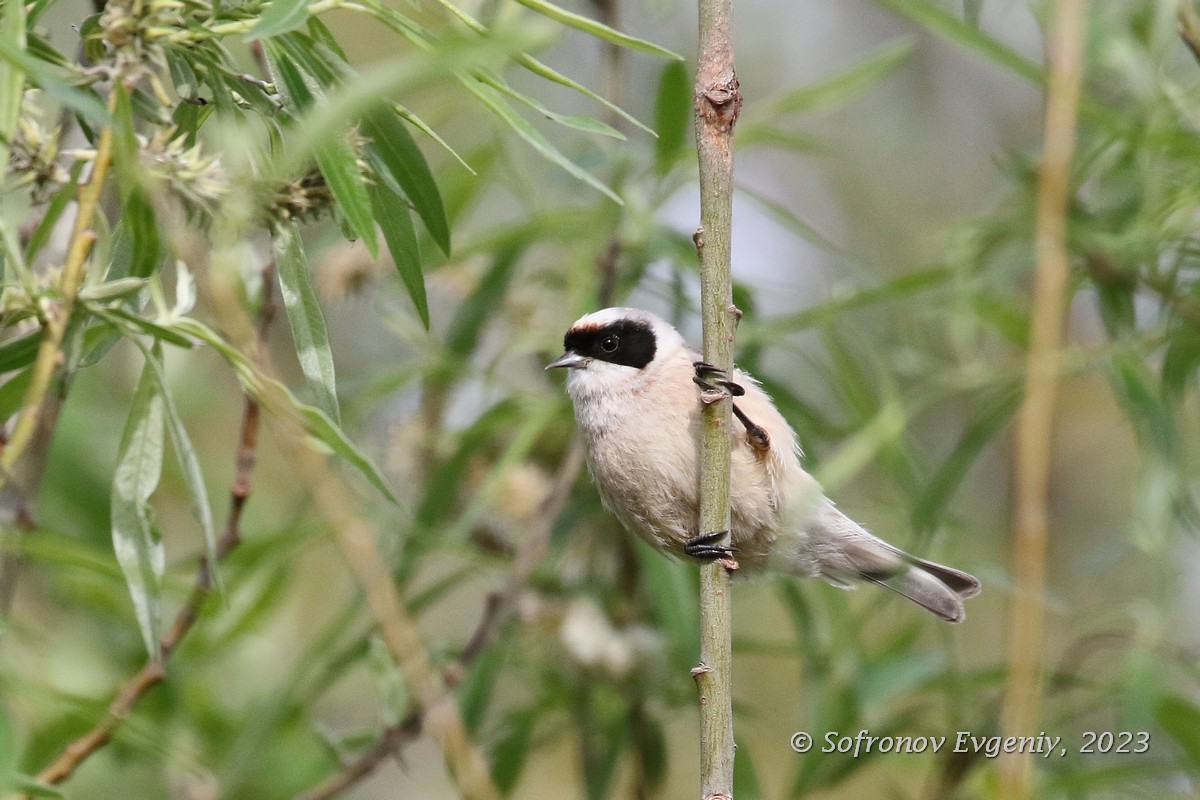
<box><xmin>547</xmin><ymin>307</ymin><xmax>981</xmax><ymax>622</ymax></box>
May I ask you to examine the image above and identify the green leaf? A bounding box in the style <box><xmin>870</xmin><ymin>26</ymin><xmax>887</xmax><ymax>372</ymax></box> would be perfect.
<box><xmin>296</xmin><ymin>403</ymin><xmax>398</xmax><ymax>505</ymax></box>
<box><xmin>481</xmin><ymin>71</ymin><xmax>625</xmax><ymax>140</ymax></box>
<box><xmin>314</xmin><ymin>134</ymin><xmax>379</xmax><ymax>257</ymax></box>
<box><xmin>111</xmin><ymin>355</ymin><xmax>167</xmax><ymax>661</ymax></box>
<box><xmin>247</xmin><ymin>0</ymin><xmax>312</xmax><ymax>41</ymax></box>
<box><xmin>468</xmin><ymin>82</ymin><xmax>621</xmax><ymax>204</ymax></box>
<box><xmin>517</xmin><ymin>54</ymin><xmax>652</xmax><ymax>136</ymax></box>
<box><xmin>367</xmin><ymin>177</ymin><xmax>429</xmax><ymax>329</ymax></box>
<box><xmin>870</xmin><ymin>0</ymin><xmax>1043</xmax><ymax>84</ymax></box>
<box><xmin>654</xmin><ymin>59</ymin><xmax>690</xmax><ymax>175</ymax></box>
<box><xmin>756</xmin><ymin>39</ymin><xmax>915</xmax><ymax>118</ymax></box>
<box><xmin>459</xmin><ymin>642</ymin><xmax>506</xmax><ymax>732</ymax></box>
<box><xmin>510</xmin><ymin>0</ymin><xmax>682</xmax><ymax>60</ymax></box>
<box><xmin>1162</xmin><ymin>325</ymin><xmax>1200</xmax><ymax>400</ymax></box>
<box><xmin>0</xmin><ymin>0</ymin><xmax>25</xmax><ymax>166</ymax></box>
<box><xmin>24</xmin><ymin>161</ymin><xmax>84</xmax><ymax>262</ymax></box>
<box><xmin>101</xmin><ymin>306</ymin><xmax>196</xmax><ymax>348</ymax></box>
<box><xmin>732</xmin><ymin>735</ymin><xmax>765</xmax><ymax>800</ymax></box>
<box><xmin>262</xmin><ymin>37</ymin><xmax>320</xmax><ymax>114</ymax></box>
<box><xmin>10</xmin><ymin>776</ymin><xmax>64</xmax><ymax>798</ymax></box>
<box><xmin>361</xmin><ymin>107</ymin><xmax>450</xmax><ymax>256</ymax></box>
<box><xmin>0</xmin><ymin>330</ymin><xmax>43</xmax><ymax>373</ymax></box>
<box><xmin>445</xmin><ymin>247</ymin><xmax>521</xmax><ymax>357</ymax></box>
<box><xmin>1157</xmin><ymin>694</ymin><xmax>1200</xmax><ymax>768</ymax></box>
<box><xmin>0</xmin><ymin>368</ymin><xmax>33</xmax><ymax>422</ymax></box>
<box><xmin>138</xmin><ymin>341</ymin><xmax>221</xmax><ymax>595</ymax></box>
<box><xmin>275</xmin><ymin>224</ymin><xmax>340</xmax><ymax>422</ymax></box>
<box><xmin>170</xmin><ymin>317</ymin><xmax>398</xmax><ymax>505</ymax></box>
<box><xmin>492</xmin><ymin>707</ymin><xmax>540</xmax><ymax>793</ymax></box>
<box><xmin>913</xmin><ymin>383</ymin><xmax>1021</xmax><ymax>533</ymax></box>
<box><xmin>0</xmin><ymin>703</ymin><xmax>16</xmax><ymax>793</ymax></box>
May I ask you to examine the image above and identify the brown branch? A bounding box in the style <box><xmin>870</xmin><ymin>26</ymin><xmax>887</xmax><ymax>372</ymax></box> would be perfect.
<box><xmin>293</xmin><ymin>715</ymin><xmax>421</xmax><ymax>800</ymax></box>
<box><xmin>998</xmin><ymin>1</ymin><xmax>1087</xmax><ymax>797</ymax></box>
<box><xmin>292</xmin><ymin>439</ymin><xmax>586</xmax><ymax>800</ymax></box>
<box><xmin>32</xmin><ymin>267</ymin><xmax>278</xmax><ymax>788</ymax></box>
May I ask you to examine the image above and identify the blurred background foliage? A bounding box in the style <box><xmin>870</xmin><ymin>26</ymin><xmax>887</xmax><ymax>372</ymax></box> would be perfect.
<box><xmin>1</xmin><ymin>0</ymin><xmax>1199</xmax><ymax>797</ymax></box>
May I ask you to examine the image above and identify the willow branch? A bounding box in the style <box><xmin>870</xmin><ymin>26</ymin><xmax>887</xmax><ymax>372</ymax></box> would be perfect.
<box><xmin>197</xmin><ymin>265</ymin><xmax>500</xmax><ymax>800</ymax></box>
<box><xmin>33</xmin><ymin>269</ymin><xmax>277</xmax><ymax>788</ymax></box>
<box><xmin>692</xmin><ymin>0</ymin><xmax>740</xmax><ymax>795</ymax></box>
<box><xmin>0</xmin><ymin>97</ymin><xmax>115</xmax><ymax>493</ymax></box>
<box><xmin>999</xmin><ymin>1</ymin><xmax>1086</xmax><ymax>797</ymax></box>
<box><xmin>293</xmin><ymin>439</ymin><xmax>585</xmax><ymax>800</ymax></box>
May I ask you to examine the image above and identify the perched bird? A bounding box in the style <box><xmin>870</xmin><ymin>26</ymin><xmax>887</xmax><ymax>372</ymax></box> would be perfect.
<box><xmin>546</xmin><ymin>307</ymin><xmax>981</xmax><ymax>622</ymax></box>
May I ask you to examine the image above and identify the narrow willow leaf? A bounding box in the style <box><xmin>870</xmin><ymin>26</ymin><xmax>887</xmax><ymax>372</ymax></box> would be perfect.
<box><xmin>653</xmin><ymin>59</ymin><xmax>690</xmax><ymax>174</ymax></box>
<box><xmin>517</xmin><ymin>54</ymin><xmax>652</xmax><ymax>135</ymax></box>
<box><xmin>367</xmin><ymin>177</ymin><xmax>429</xmax><ymax>328</ymax></box>
<box><xmin>312</xmin><ymin>135</ymin><xmax>379</xmax><ymax>256</ymax></box>
<box><xmin>732</xmin><ymin>735</ymin><xmax>765</xmax><ymax>800</ymax></box>
<box><xmin>361</xmin><ymin>108</ymin><xmax>450</xmax><ymax>256</ymax></box>
<box><xmin>247</xmin><ymin>0</ymin><xmax>312</xmax><ymax>41</ymax></box>
<box><xmin>139</xmin><ymin>341</ymin><xmax>220</xmax><ymax>593</ymax></box>
<box><xmin>0</xmin><ymin>703</ymin><xmax>15</xmax><ymax>793</ymax></box>
<box><xmin>870</xmin><ymin>0</ymin><xmax>1043</xmax><ymax>84</ymax></box>
<box><xmin>0</xmin><ymin>0</ymin><xmax>25</xmax><ymax>161</ymax></box>
<box><xmin>261</xmin><ymin>38</ymin><xmax>319</xmax><ymax>114</ymax></box>
<box><xmin>169</xmin><ymin>318</ymin><xmax>397</xmax><ymax>504</ymax></box>
<box><xmin>510</xmin><ymin>0</ymin><xmax>682</xmax><ymax>60</ymax></box>
<box><xmin>0</xmin><ymin>330</ymin><xmax>42</xmax><ymax>372</ymax></box>
<box><xmin>0</xmin><ymin>368</ymin><xmax>33</xmax><ymax>421</ymax></box>
<box><xmin>10</xmin><ymin>777</ymin><xmax>65</xmax><ymax>798</ymax></box>
<box><xmin>275</xmin><ymin>224</ymin><xmax>340</xmax><ymax>422</ymax></box>
<box><xmin>395</xmin><ymin>104</ymin><xmax>475</xmax><ymax>173</ymax></box>
<box><xmin>77</xmin><ymin>277</ymin><xmax>148</xmax><ymax>303</ymax></box>
<box><xmin>468</xmin><ymin>82</ymin><xmax>621</xmax><ymax>204</ymax></box>
<box><xmin>480</xmin><ymin>71</ymin><xmax>625</xmax><ymax>140</ymax></box>
<box><xmin>103</xmin><ymin>306</ymin><xmax>196</xmax><ymax>348</ymax></box>
<box><xmin>24</xmin><ymin>161</ymin><xmax>84</xmax><ymax>261</ymax></box>
<box><xmin>296</xmin><ymin>403</ymin><xmax>398</xmax><ymax>505</ymax></box>
<box><xmin>111</xmin><ymin>357</ymin><xmax>167</xmax><ymax>661</ymax></box>
<box><xmin>912</xmin><ymin>383</ymin><xmax>1021</xmax><ymax>533</ymax></box>
<box><xmin>755</xmin><ymin>39</ymin><xmax>915</xmax><ymax>118</ymax></box>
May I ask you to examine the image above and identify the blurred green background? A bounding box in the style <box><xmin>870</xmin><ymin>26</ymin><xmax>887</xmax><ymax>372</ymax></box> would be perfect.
<box><xmin>2</xmin><ymin>0</ymin><xmax>1199</xmax><ymax>798</ymax></box>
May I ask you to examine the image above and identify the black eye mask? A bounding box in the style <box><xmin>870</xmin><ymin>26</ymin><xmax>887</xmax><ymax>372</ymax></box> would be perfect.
<box><xmin>564</xmin><ymin>319</ymin><xmax>657</xmax><ymax>369</ymax></box>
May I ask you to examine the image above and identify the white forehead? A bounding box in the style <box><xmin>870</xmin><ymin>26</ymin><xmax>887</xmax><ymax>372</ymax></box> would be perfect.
<box><xmin>570</xmin><ymin>306</ymin><xmax>659</xmax><ymax>330</ymax></box>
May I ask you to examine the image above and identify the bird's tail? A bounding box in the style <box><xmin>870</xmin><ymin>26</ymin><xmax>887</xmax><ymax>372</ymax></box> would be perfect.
<box><xmin>806</xmin><ymin>501</ymin><xmax>981</xmax><ymax>623</ymax></box>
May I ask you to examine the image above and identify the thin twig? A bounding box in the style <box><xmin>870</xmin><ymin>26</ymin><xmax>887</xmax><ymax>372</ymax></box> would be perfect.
<box><xmin>0</xmin><ymin>95</ymin><xmax>116</xmax><ymax>493</ymax></box>
<box><xmin>693</xmin><ymin>0</ymin><xmax>740</xmax><ymax>794</ymax></box>
<box><xmin>293</xmin><ymin>440</ymin><xmax>585</xmax><ymax>800</ymax></box>
<box><xmin>293</xmin><ymin>716</ymin><xmax>421</xmax><ymax>800</ymax></box>
<box><xmin>32</xmin><ymin>267</ymin><xmax>278</xmax><ymax>788</ymax></box>
<box><xmin>999</xmin><ymin>1</ymin><xmax>1087</xmax><ymax>797</ymax></box>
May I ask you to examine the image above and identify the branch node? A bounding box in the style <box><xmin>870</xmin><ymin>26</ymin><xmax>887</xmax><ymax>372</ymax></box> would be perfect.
<box><xmin>693</xmin><ymin>227</ymin><xmax>706</xmax><ymax>250</ymax></box>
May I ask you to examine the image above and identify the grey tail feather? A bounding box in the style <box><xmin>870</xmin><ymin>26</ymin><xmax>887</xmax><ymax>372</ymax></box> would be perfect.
<box><xmin>860</xmin><ymin>557</ymin><xmax>981</xmax><ymax>623</ymax></box>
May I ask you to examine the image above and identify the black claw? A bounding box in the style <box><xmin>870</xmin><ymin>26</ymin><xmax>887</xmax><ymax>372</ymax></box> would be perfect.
<box><xmin>693</xmin><ymin>361</ymin><xmax>745</xmax><ymax>396</ymax></box>
<box><xmin>684</xmin><ymin>530</ymin><xmax>738</xmax><ymax>560</ymax></box>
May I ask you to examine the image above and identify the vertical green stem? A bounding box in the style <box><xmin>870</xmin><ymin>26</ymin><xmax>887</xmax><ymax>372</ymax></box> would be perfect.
<box><xmin>693</xmin><ymin>0</ymin><xmax>741</xmax><ymax>795</ymax></box>
<box><xmin>1000</xmin><ymin>0</ymin><xmax>1086</xmax><ymax>796</ymax></box>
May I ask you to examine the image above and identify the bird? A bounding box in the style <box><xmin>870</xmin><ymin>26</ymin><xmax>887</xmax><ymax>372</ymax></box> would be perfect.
<box><xmin>546</xmin><ymin>307</ymin><xmax>981</xmax><ymax>623</ymax></box>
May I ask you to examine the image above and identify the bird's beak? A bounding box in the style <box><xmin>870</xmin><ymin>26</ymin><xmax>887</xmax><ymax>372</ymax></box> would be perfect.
<box><xmin>545</xmin><ymin>351</ymin><xmax>589</xmax><ymax>370</ymax></box>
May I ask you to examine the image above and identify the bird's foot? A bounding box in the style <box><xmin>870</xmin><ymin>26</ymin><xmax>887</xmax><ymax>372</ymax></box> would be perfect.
<box><xmin>693</xmin><ymin>361</ymin><xmax>745</xmax><ymax>403</ymax></box>
<box><xmin>684</xmin><ymin>530</ymin><xmax>738</xmax><ymax>560</ymax></box>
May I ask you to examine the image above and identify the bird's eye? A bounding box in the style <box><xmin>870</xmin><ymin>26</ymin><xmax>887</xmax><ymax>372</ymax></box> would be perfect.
<box><xmin>600</xmin><ymin>335</ymin><xmax>619</xmax><ymax>354</ymax></box>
